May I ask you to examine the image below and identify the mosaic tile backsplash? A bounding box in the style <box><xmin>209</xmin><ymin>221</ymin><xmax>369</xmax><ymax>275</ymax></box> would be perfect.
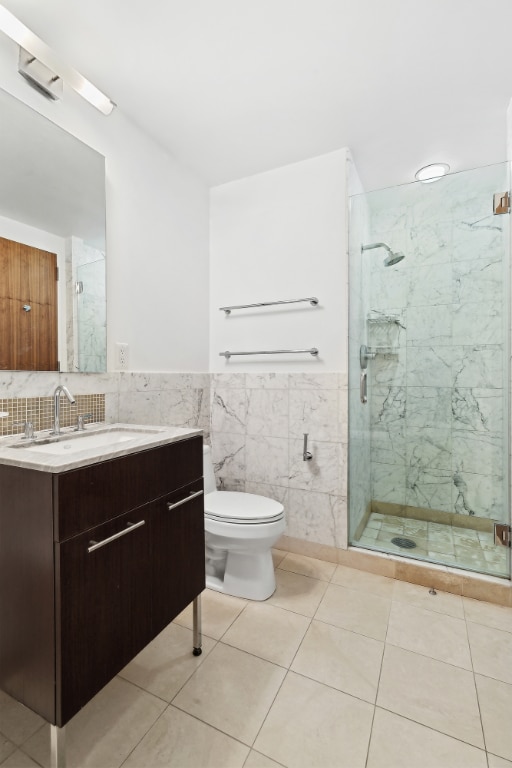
<box><xmin>0</xmin><ymin>394</ymin><xmax>105</xmax><ymax>437</ymax></box>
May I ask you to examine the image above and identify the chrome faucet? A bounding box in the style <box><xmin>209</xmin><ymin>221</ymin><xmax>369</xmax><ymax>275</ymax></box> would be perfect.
<box><xmin>51</xmin><ymin>385</ymin><xmax>76</xmax><ymax>435</ymax></box>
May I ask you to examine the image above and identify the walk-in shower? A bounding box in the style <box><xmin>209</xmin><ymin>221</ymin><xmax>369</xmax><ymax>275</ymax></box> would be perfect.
<box><xmin>349</xmin><ymin>162</ymin><xmax>511</xmax><ymax>579</ymax></box>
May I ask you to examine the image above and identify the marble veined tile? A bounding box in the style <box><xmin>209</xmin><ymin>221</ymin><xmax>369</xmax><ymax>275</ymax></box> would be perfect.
<box><xmin>289</xmin><ymin>389</ymin><xmax>339</xmax><ymax>441</ymax></box>
<box><xmin>211</xmin><ymin>388</ymin><xmax>246</xmax><ymax>434</ymax></box>
<box><xmin>245</xmin><ymin>435</ymin><xmax>288</xmax><ymax>486</ymax></box>
<box><xmin>287</xmin><ymin>489</ymin><xmax>346</xmax><ymax>548</ymax></box>
<box><xmin>406</xmin><ymin>346</ymin><xmax>452</xmax><ymax>388</ymax></box>
<box><xmin>452</xmin><ymin>388</ymin><xmax>503</xmax><ymax>434</ymax></box>
<box><xmin>406</xmin><ymin>468</ymin><xmax>453</xmax><ymax>512</ymax></box>
<box><xmin>452</xmin><ymin>345</ymin><xmax>503</xmax><ymax>389</ymax></box>
<box><xmin>370</xmin><ymin>387</ymin><xmax>406</xmax><ymax>430</ymax></box>
<box><xmin>452</xmin><ymin>430</ymin><xmax>504</xmax><ymax>478</ymax></box>
<box><xmin>246</xmin><ymin>389</ymin><xmax>288</xmax><ymax>437</ymax></box>
<box><xmin>406</xmin><ymin>387</ymin><xmax>451</xmax><ymax>430</ymax></box>
<box><xmin>452</xmin><ymin>301</ymin><xmax>502</xmax><ymax>346</ymax></box>
<box><xmin>406</xmin><ymin>428</ymin><xmax>451</xmax><ymax>473</ymax></box>
<box><xmin>452</xmin><ymin>216</ymin><xmax>505</xmax><ymax>264</ymax></box>
<box><xmin>372</xmin><ymin>463</ymin><xmax>406</xmax><ymax>505</ymax></box>
<box><xmin>289</xmin><ymin>439</ymin><xmax>342</xmax><ymax>495</ymax></box>
<box><xmin>372</xmin><ymin>350</ymin><xmax>406</xmax><ymax>388</ymax></box>
<box><xmin>453</xmin><ymin>258</ymin><xmax>504</xmax><ymax>304</ymax></box>
<box><xmin>406</xmin><ymin>305</ymin><xmax>452</xmax><ymax>347</ymax></box>
<box><xmin>371</xmin><ymin>425</ymin><xmax>406</xmax><ymax>466</ymax></box>
<box><xmin>369</xmin><ymin>263</ymin><xmax>407</xmax><ymax>310</ymax></box>
<box><xmin>453</xmin><ymin>471</ymin><xmax>504</xmax><ymax>519</ymax></box>
<box><xmin>211</xmin><ymin>433</ymin><xmax>245</xmax><ymax>486</ymax></box>
<box><xmin>407</xmin><ymin>262</ymin><xmax>452</xmax><ymax>308</ymax></box>
<box><xmin>245</xmin><ymin>373</ymin><xmax>289</xmax><ymax>389</ymax></box>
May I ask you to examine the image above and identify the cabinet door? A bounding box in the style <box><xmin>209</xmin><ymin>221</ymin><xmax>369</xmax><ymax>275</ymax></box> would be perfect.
<box><xmin>151</xmin><ymin>480</ymin><xmax>206</xmax><ymax>636</ymax></box>
<box><xmin>55</xmin><ymin>507</ymin><xmax>152</xmax><ymax>726</ymax></box>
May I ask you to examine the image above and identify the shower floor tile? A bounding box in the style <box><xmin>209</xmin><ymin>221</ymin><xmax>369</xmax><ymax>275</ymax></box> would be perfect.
<box><xmin>354</xmin><ymin>513</ymin><xmax>508</xmax><ymax>578</ymax></box>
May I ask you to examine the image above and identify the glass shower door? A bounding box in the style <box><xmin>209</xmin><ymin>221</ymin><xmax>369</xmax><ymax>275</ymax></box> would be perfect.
<box><xmin>348</xmin><ymin>162</ymin><xmax>510</xmax><ymax>579</ymax></box>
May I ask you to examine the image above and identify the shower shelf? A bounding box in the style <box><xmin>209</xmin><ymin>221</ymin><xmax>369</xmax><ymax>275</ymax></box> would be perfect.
<box><xmin>366</xmin><ymin>346</ymin><xmax>398</xmax><ymax>356</ymax></box>
<box><xmin>367</xmin><ymin>314</ymin><xmax>403</xmax><ymax>325</ymax></box>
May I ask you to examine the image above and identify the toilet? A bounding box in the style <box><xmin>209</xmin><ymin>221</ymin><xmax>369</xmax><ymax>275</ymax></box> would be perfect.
<box><xmin>203</xmin><ymin>445</ymin><xmax>285</xmax><ymax>600</ymax></box>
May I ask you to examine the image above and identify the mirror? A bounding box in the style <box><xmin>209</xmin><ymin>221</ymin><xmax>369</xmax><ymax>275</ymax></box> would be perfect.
<box><xmin>0</xmin><ymin>87</ymin><xmax>106</xmax><ymax>372</ymax></box>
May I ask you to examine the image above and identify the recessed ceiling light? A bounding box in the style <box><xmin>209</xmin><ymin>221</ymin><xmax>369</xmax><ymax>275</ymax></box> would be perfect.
<box><xmin>415</xmin><ymin>163</ymin><xmax>450</xmax><ymax>183</ymax></box>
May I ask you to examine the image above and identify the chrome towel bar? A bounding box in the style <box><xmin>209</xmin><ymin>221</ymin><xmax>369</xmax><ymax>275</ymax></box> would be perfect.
<box><xmin>219</xmin><ymin>348</ymin><xmax>319</xmax><ymax>359</ymax></box>
<box><xmin>220</xmin><ymin>297</ymin><xmax>319</xmax><ymax>314</ymax></box>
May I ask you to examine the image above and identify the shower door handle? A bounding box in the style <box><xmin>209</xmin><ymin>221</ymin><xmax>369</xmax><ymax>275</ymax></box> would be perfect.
<box><xmin>360</xmin><ymin>371</ymin><xmax>368</xmax><ymax>404</ymax></box>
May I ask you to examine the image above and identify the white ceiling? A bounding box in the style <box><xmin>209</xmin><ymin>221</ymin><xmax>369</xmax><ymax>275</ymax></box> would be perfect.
<box><xmin>3</xmin><ymin>0</ymin><xmax>512</xmax><ymax>192</ymax></box>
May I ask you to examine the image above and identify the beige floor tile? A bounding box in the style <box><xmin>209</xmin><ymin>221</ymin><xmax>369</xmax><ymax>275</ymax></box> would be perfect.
<box><xmin>0</xmin><ymin>736</ymin><xmax>17</xmax><ymax>764</ymax></box>
<box><xmin>476</xmin><ymin>674</ymin><xmax>512</xmax><ymax>762</ymax></box>
<box><xmin>331</xmin><ymin>564</ymin><xmax>395</xmax><ymax>597</ymax></box>
<box><xmin>271</xmin><ymin>549</ymin><xmax>287</xmax><ymax>568</ymax></box>
<box><xmin>488</xmin><ymin>754</ymin><xmax>512</xmax><ymax>767</ymax></box>
<box><xmin>266</xmin><ymin>569</ymin><xmax>328</xmax><ymax>617</ymax></box>
<box><xmin>0</xmin><ymin>691</ymin><xmax>45</xmax><ymax>747</ymax></box>
<box><xmin>468</xmin><ymin>622</ymin><xmax>512</xmax><ymax>684</ymax></box>
<box><xmin>464</xmin><ymin>597</ymin><xmax>512</xmax><ymax>633</ymax></box>
<box><xmin>377</xmin><ymin>644</ymin><xmax>484</xmax><ymax>748</ymax></box>
<box><xmin>386</xmin><ymin>600</ymin><xmax>472</xmax><ymax>669</ymax></box>
<box><xmin>291</xmin><ymin>619</ymin><xmax>383</xmax><ymax>702</ymax></box>
<box><xmin>315</xmin><ymin>583</ymin><xmax>391</xmax><ymax>641</ymax></box>
<box><xmin>278</xmin><ymin>552</ymin><xmax>336</xmax><ymax>581</ymax></box>
<box><xmin>0</xmin><ymin>751</ymin><xmax>40</xmax><ymax>767</ymax></box>
<box><xmin>253</xmin><ymin>671</ymin><xmax>373</xmax><ymax>768</ymax></box>
<box><xmin>367</xmin><ymin>708</ymin><xmax>487</xmax><ymax>768</ymax></box>
<box><xmin>222</xmin><ymin>602</ymin><xmax>310</xmax><ymax>667</ymax></box>
<box><xmin>122</xmin><ymin>705</ymin><xmax>249</xmax><ymax>768</ymax></box>
<box><xmin>119</xmin><ymin>623</ymin><xmax>216</xmax><ymax>701</ymax></box>
<box><xmin>23</xmin><ymin>677</ymin><xmax>166</xmax><ymax>768</ymax></box>
<box><xmin>172</xmin><ymin>643</ymin><xmax>286</xmax><ymax>745</ymax></box>
<box><xmin>392</xmin><ymin>579</ymin><xmax>464</xmax><ymax>618</ymax></box>
<box><xmin>174</xmin><ymin>589</ymin><xmax>247</xmax><ymax>640</ymax></box>
<box><xmin>243</xmin><ymin>750</ymin><xmax>285</xmax><ymax>767</ymax></box>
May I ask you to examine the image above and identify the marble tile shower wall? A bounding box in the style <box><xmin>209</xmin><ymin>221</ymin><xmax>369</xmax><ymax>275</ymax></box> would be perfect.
<box><xmin>210</xmin><ymin>373</ymin><xmax>348</xmax><ymax>549</ymax></box>
<box><xmin>367</xmin><ymin>166</ymin><xmax>509</xmax><ymax>520</ymax></box>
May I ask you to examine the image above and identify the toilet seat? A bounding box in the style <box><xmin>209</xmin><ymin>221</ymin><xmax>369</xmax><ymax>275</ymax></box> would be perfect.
<box><xmin>204</xmin><ymin>491</ymin><xmax>284</xmax><ymax>525</ymax></box>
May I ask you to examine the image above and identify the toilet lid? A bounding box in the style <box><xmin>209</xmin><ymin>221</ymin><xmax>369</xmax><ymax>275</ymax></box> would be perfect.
<box><xmin>204</xmin><ymin>491</ymin><xmax>284</xmax><ymax>524</ymax></box>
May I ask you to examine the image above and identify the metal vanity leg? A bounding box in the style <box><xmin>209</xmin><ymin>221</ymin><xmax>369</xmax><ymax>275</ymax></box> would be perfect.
<box><xmin>192</xmin><ymin>594</ymin><xmax>202</xmax><ymax>656</ymax></box>
<box><xmin>50</xmin><ymin>724</ymin><xmax>66</xmax><ymax>768</ymax></box>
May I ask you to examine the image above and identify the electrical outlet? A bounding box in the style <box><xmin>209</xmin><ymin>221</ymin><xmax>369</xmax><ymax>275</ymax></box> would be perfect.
<box><xmin>116</xmin><ymin>342</ymin><xmax>129</xmax><ymax>370</ymax></box>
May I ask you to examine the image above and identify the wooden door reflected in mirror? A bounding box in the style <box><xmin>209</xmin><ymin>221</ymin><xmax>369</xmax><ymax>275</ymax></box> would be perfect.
<box><xmin>0</xmin><ymin>236</ymin><xmax>58</xmax><ymax>370</ymax></box>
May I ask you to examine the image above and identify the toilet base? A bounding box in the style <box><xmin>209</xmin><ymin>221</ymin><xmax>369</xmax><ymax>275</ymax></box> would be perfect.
<box><xmin>206</xmin><ymin>549</ymin><xmax>276</xmax><ymax>601</ymax></box>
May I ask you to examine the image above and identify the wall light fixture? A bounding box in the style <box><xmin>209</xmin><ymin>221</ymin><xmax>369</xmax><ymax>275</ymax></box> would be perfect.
<box><xmin>0</xmin><ymin>4</ymin><xmax>115</xmax><ymax>115</ymax></box>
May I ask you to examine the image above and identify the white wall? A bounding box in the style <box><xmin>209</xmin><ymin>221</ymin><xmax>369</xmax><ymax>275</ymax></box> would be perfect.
<box><xmin>210</xmin><ymin>149</ymin><xmax>349</xmax><ymax>372</ymax></box>
<box><xmin>0</xmin><ymin>35</ymin><xmax>210</xmax><ymax>372</ymax></box>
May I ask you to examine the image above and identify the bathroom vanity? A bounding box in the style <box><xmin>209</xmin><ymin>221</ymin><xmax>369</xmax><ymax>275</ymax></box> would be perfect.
<box><xmin>0</xmin><ymin>424</ymin><xmax>205</xmax><ymax>761</ymax></box>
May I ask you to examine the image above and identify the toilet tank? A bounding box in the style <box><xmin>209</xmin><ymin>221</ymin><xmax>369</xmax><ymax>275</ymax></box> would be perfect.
<box><xmin>202</xmin><ymin>445</ymin><xmax>218</xmax><ymax>494</ymax></box>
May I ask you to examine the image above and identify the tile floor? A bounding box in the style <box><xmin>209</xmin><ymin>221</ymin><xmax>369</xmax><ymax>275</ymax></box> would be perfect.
<box><xmin>2</xmin><ymin>550</ymin><xmax>512</xmax><ymax>767</ymax></box>
<box><xmin>354</xmin><ymin>512</ymin><xmax>509</xmax><ymax>578</ymax></box>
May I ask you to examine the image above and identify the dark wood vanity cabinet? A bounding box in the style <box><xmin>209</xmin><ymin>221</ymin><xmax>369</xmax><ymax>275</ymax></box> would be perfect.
<box><xmin>0</xmin><ymin>434</ymin><xmax>205</xmax><ymax>727</ymax></box>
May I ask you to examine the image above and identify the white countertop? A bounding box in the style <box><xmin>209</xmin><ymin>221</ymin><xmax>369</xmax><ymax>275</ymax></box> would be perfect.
<box><xmin>0</xmin><ymin>423</ymin><xmax>203</xmax><ymax>473</ymax></box>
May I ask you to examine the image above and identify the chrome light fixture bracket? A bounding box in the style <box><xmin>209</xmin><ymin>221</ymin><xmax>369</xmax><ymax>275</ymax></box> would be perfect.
<box><xmin>18</xmin><ymin>47</ymin><xmax>63</xmax><ymax>101</ymax></box>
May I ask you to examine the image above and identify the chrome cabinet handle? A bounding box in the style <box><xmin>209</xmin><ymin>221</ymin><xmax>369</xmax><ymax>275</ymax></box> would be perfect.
<box><xmin>360</xmin><ymin>370</ymin><xmax>368</xmax><ymax>404</ymax></box>
<box><xmin>88</xmin><ymin>520</ymin><xmax>145</xmax><ymax>553</ymax></box>
<box><xmin>166</xmin><ymin>489</ymin><xmax>204</xmax><ymax>511</ymax></box>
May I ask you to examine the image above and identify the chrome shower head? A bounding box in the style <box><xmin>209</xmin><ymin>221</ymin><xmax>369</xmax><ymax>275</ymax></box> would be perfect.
<box><xmin>383</xmin><ymin>250</ymin><xmax>405</xmax><ymax>267</ymax></box>
<box><xmin>361</xmin><ymin>242</ymin><xmax>405</xmax><ymax>267</ymax></box>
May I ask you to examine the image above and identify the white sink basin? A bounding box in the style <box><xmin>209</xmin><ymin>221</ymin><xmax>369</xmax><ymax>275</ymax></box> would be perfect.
<box><xmin>18</xmin><ymin>428</ymin><xmax>163</xmax><ymax>455</ymax></box>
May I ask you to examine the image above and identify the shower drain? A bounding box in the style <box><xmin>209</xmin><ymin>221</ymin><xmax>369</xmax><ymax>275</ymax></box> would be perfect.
<box><xmin>391</xmin><ymin>537</ymin><xmax>417</xmax><ymax>549</ymax></box>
